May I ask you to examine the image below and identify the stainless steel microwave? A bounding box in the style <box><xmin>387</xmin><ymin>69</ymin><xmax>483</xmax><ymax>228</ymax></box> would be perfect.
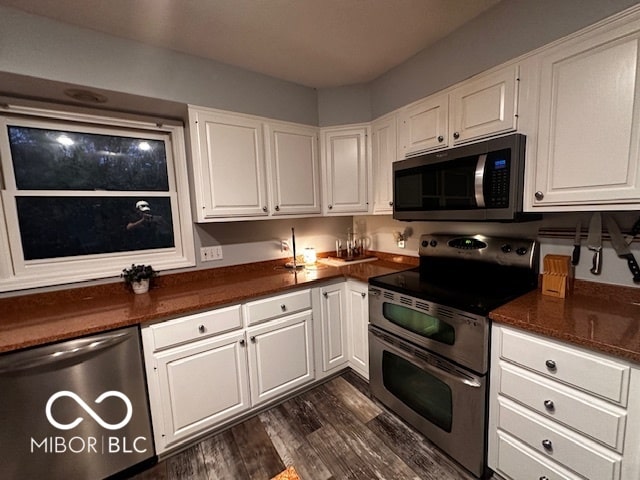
<box><xmin>393</xmin><ymin>133</ymin><xmax>534</xmax><ymax>222</ymax></box>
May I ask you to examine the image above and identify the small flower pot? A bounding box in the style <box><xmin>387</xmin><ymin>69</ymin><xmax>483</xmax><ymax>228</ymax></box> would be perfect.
<box><xmin>131</xmin><ymin>278</ymin><xmax>150</xmax><ymax>294</ymax></box>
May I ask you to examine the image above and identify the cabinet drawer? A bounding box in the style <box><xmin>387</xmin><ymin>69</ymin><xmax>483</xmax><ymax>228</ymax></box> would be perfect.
<box><xmin>496</xmin><ymin>397</ymin><xmax>622</xmax><ymax>480</ymax></box>
<box><xmin>149</xmin><ymin>305</ymin><xmax>242</xmax><ymax>351</ymax></box>
<box><xmin>499</xmin><ymin>327</ymin><xmax>630</xmax><ymax>405</ymax></box>
<box><xmin>498</xmin><ymin>361</ymin><xmax>626</xmax><ymax>451</ymax></box>
<box><xmin>244</xmin><ymin>289</ymin><xmax>311</xmax><ymax>326</ymax></box>
<box><xmin>494</xmin><ymin>431</ymin><xmax>583</xmax><ymax>480</ymax></box>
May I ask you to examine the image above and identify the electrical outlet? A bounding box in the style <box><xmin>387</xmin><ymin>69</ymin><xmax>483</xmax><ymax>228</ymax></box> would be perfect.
<box><xmin>200</xmin><ymin>246</ymin><xmax>223</xmax><ymax>262</ymax></box>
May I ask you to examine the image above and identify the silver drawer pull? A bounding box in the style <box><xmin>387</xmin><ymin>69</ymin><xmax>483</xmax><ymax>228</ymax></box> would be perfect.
<box><xmin>543</xmin><ymin>399</ymin><xmax>555</xmax><ymax>411</ymax></box>
<box><xmin>280</xmin><ymin>304</ymin><xmax>286</xmax><ymax>311</ymax></box>
<box><xmin>198</xmin><ymin>324</ymin><xmax>205</xmax><ymax>333</ymax></box>
<box><xmin>540</xmin><ymin>477</ymin><xmax>550</xmax><ymax>480</ymax></box>
<box><xmin>545</xmin><ymin>359</ymin><xmax>557</xmax><ymax>370</ymax></box>
<box><xmin>541</xmin><ymin>439</ymin><xmax>553</xmax><ymax>451</ymax></box>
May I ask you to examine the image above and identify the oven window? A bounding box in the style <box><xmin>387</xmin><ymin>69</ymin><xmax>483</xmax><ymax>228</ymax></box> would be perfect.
<box><xmin>382</xmin><ymin>351</ymin><xmax>452</xmax><ymax>432</ymax></box>
<box><xmin>382</xmin><ymin>303</ymin><xmax>455</xmax><ymax>345</ymax></box>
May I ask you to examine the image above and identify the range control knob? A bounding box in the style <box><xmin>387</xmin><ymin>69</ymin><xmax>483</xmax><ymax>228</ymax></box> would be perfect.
<box><xmin>501</xmin><ymin>244</ymin><xmax>512</xmax><ymax>253</ymax></box>
<box><xmin>430</xmin><ymin>239</ymin><xmax>438</xmax><ymax>247</ymax></box>
<box><xmin>516</xmin><ymin>247</ymin><xmax>528</xmax><ymax>256</ymax></box>
<box><xmin>421</xmin><ymin>240</ymin><xmax>429</xmax><ymax>248</ymax></box>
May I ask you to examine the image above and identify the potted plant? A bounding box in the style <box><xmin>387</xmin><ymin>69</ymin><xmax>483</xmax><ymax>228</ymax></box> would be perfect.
<box><xmin>121</xmin><ymin>264</ymin><xmax>157</xmax><ymax>294</ymax></box>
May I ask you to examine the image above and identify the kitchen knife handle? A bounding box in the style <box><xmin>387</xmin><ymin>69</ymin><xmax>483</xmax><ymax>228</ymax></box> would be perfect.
<box><xmin>590</xmin><ymin>249</ymin><xmax>602</xmax><ymax>275</ymax></box>
<box><xmin>572</xmin><ymin>244</ymin><xmax>580</xmax><ymax>265</ymax></box>
<box><xmin>624</xmin><ymin>254</ymin><xmax>640</xmax><ymax>283</ymax></box>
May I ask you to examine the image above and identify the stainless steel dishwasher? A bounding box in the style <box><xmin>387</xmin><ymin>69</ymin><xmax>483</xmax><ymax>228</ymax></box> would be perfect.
<box><xmin>0</xmin><ymin>326</ymin><xmax>155</xmax><ymax>479</ymax></box>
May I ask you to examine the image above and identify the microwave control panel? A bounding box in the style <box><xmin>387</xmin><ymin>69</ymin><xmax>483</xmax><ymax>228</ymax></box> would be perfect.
<box><xmin>484</xmin><ymin>149</ymin><xmax>510</xmax><ymax>208</ymax></box>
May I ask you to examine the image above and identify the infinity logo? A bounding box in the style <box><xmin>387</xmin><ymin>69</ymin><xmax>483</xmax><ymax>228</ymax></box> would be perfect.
<box><xmin>46</xmin><ymin>391</ymin><xmax>133</xmax><ymax>431</ymax></box>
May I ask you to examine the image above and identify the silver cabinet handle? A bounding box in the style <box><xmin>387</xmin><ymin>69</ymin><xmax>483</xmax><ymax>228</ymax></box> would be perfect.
<box><xmin>388</xmin><ymin>201</ymin><xmax>393</xmax><ymax>206</ymax></box>
<box><xmin>453</xmin><ymin>131</ymin><xmax>460</xmax><ymax>139</ymax></box>
<box><xmin>540</xmin><ymin>477</ymin><xmax>550</xmax><ymax>480</ymax></box>
<box><xmin>437</xmin><ymin>135</ymin><xmax>444</xmax><ymax>142</ymax></box>
<box><xmin>198</xmin><ymin>324</ymin><xmax>205</xmax><ymax>333</ymax></box>
<box><xmin>328</xmin><ymin>205</ymin><xmax>333</xmax><ymax>210</ymax></box>
<box><xmin>545</xmin><ymin>359</ymin><xmax>557</xmax><ymax>370</ymax></box>
<box><xmin>543</xmin><ymin>399</ymin><xmax>555</xmax><ymax>411</ymax></box>
<box><xmin>250</xmin><ymin>336</ymin><xmax>256</xmax><ymax>343</ymax></box>
<box><xmin>280</xmin><ymin>303</ymin><xmax>286</xmax><ymax>311</ymax></box>
<box><xmin>541</xmin><ymin>439</ymin><xmax>553</xmax><ymax>451</ymax></box>
<box><xmin>262</xmin><ymin>206</ymin><xmax>268</xmax><ymax>212</ymax></box>
<box><xmin>535</xmin><ymin>191</ymin><xmax>544</xmax><ymax>200</ymax></box>
<box><xmin>323</xmin><ymin>292</ymin><xmax>328</xmax><ymax>298</ymax></box>
<box><xmin>275</xmin><ymin>205</ymin><xmax>280</xmax><ymax>211</ymax></box>
<box><xmin>361</xmin><ymin>292</ymin><xmax>366</xmax><ymax>298</ymax></box>
<box><xmin>239</xmin><ymin>339</ymin><xmax>245</xmax><ymax>346</ymax></box>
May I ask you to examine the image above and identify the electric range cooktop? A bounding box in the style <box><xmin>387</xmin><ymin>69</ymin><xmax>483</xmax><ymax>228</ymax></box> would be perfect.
<box><xmin>369</xmin><ymin>234</ymin><xmax>539</xmax><ymax>316</ymax></box>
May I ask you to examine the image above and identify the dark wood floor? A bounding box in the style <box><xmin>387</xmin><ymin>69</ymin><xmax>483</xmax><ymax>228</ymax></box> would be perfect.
<box><xmin>129</xmin><ymin>371</ymin><xmax>475</xmax><ymax>480</ymax></box>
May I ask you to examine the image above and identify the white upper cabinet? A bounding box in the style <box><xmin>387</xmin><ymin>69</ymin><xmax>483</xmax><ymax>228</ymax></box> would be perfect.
<box><xmin>189</xmin><ymin>107</ymin><xmax>269</xmax><ymax>220</ymax></box>
<box><xmin>396</xmin><ymin>64</ymin><xmax>519</xmax><ymax>158</ymax></box>
<box><xmin>265</xmin><ymin>122</ymin><xmax>321</xmax><ymax>215</ymax></box>
<box><xmin>371</xmin><ymin>113</ymin><xmax>397</xmax><ymax>214</ymax></box>
<box><xmin>321</xmin><ymin>125</ymin><xmax>371</xmax><ymax>214</ymax></box>
<box><xmin>449</xmin><ymin>64</ymin><xmax>519</xmax><ymax>145</ymax></box>
<box><xmin>397</xmin><ymin>93</ymin><xmax>448</xmax><ymax>157</ymax></box>
<box><xmin>525</xmin><ymin>13</ymin><xmax>640</xmax><ymax>210</ymax></box>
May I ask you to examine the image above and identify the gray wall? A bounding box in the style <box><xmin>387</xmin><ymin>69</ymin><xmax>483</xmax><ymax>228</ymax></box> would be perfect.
<box><xmin>0</xmin><ymin>6</ymin><xmax>318</xmax><ymax>125</ymax></box>
<box><xmin>369</xmin><ymin>0</ymin><xmax>640</xmax><ymax>119</ymax></box>
<box><xmin>317</xmin><ymin>84</ymin><xmax>372</xmax><ymax>126</ymax></box>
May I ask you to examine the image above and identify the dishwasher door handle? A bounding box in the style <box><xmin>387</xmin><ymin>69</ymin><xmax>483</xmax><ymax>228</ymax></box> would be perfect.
<box><xmin>0</xmin><ymin>330</ymin><xmax>131</xmax><ymax>374</ymax></box>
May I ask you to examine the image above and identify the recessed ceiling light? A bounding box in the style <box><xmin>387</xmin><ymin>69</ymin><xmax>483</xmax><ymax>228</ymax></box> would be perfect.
<box><xmin>63</xmin><ymin>88</ymin><xmax>108</xmax><ymax>104</ymax></box>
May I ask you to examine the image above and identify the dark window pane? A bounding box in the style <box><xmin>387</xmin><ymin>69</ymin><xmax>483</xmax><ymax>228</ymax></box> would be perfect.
<box><xmin>8</xmin><ymin>126</ymin><xmax>169</xmax><ymax>191</ymax></box>
<box><xmin>16</xmin><ymin>197</ymin><xmax>174</xmax><ymax>260</ymax></box>
<box><xmin>382</xmin><ymin>351</ymin><xmax>453</xmax><ymax>432</ymax></box>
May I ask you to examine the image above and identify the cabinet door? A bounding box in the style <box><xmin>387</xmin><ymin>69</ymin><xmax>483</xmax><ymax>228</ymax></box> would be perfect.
<box><xmin>371</xmin><ymin>114</ymin><xmax>397</xmax><ymax>214</ymax></box>
<box><xmin>531</xmin><ymin>22</ymin><xmax>640</xmax><ymax>208</ymax></box>
<box><xmin>189</xmin><ymin>108</ymin><xmax>269</xmax><ymax>219</ymax></box>
<box><xmin>346</xmin><ymin>281</ymin><xmax>369</xmax><ymax>379</ymax></box>
<box><xmin>318</xmin><ymin>284</ymin><xmax>348</xmax><ymax>372</ymax></box>
<box><xmin>321</xmin><ymin>126</ymin><xmax>370</xmax><ymax>214</ymax></box>
<box><xmin>266</xmin><ymin>122</ymin><xmax>321</xmax><ymax>215</ymax></box>
<box><xmin>397</xmin><ymin>93</ymin><xmax>448</xmax><ymax>157</ymax></box>
<box><xmin>151</xmin><ymin>330</ymin><xmax>249</xmax><ymax>451</ymax></box>
<box><xmin>449</xmin><ymin>64</ymin><xmax>518</xmax><ymax>145</ymax></box>
<box><xmin>246</xmin><ymin>311</ymin><xmax>313</xmax><ymax>406</ymax></box>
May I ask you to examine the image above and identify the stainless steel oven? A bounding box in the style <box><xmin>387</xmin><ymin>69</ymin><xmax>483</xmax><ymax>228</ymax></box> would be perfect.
<box><xmin>368</xmin><ymin>234</ymin><xmax>538</xmax><ymax>479</ymax></box>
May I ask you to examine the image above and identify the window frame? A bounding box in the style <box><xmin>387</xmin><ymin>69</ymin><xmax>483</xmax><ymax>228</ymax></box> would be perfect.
<box><xmin>0</xmin><ymin>104</ymin><xmax>195</xmax><ymax>292</ymax></box>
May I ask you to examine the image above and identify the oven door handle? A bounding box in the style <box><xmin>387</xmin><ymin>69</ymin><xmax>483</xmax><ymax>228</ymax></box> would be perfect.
<box><xmin>372</xmin><ymin>329</ymin><xmax>482</xmax><ymax>388</ymax></box>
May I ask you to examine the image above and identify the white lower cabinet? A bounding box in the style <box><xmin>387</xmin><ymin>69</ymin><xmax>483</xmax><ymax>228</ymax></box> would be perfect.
<box><xmin>146</xmin><ymin>330</ymin><xmax>250</xmax><ymax>452</ymax></box>
<box><xmin>316</xmin><ymin>283</ymin><xmax>348</xmax><ymax>374</ymax></box>
<box><xmin>346</xmin><ymin>280</ymin><xmax>369</xmax><ymax>379</ymax></box>
<box><xmin>246</xmin><ymin>310</ymin><xmax>313</xmax><ymax>406</ymax></box>
<box><xmin>489</xmin><ymin>324</ymin><xmax>640</xmax><ymax>480</ymax></box>
<box><xmin>142</xmin><ymin>291</ymin><xmax>314</xmax><ymax>455</ymax></box>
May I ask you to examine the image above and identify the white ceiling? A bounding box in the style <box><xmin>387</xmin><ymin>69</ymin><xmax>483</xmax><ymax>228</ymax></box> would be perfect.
<box><xmin>1</xmin><ymin>0</ymin><xmax>502</xmax><ymax>88</ymax></box>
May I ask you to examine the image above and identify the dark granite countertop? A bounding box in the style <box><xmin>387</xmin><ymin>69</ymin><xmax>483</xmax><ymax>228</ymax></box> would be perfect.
<box><xmin>0</xmin><ymin>253</ymin><xmax>416</xmax><ymax>354</ymax></box>
<box><xmin>489</xmin><ymin>280</ymin><xmax>640</xmax><ymax>364</ymax></box>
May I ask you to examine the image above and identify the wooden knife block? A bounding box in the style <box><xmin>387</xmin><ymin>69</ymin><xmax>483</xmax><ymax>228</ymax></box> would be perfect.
<box><xmin>542</xmin><ymin>254</ymin><xmax>573</xmax><ymax>298</ymax></box>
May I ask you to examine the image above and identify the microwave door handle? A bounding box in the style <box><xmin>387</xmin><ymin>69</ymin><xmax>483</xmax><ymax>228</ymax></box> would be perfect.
<box><xmin>474</xmin><ymin>153</ymin><xmax>487</xmax><ymax>208</ymax></box>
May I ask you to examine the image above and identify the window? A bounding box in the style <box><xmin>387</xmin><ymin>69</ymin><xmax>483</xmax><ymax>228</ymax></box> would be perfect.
<box><xmin>0</xmin><ymin>105</ymin><xmax>195</xmax><ymax>291</ymax></box>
